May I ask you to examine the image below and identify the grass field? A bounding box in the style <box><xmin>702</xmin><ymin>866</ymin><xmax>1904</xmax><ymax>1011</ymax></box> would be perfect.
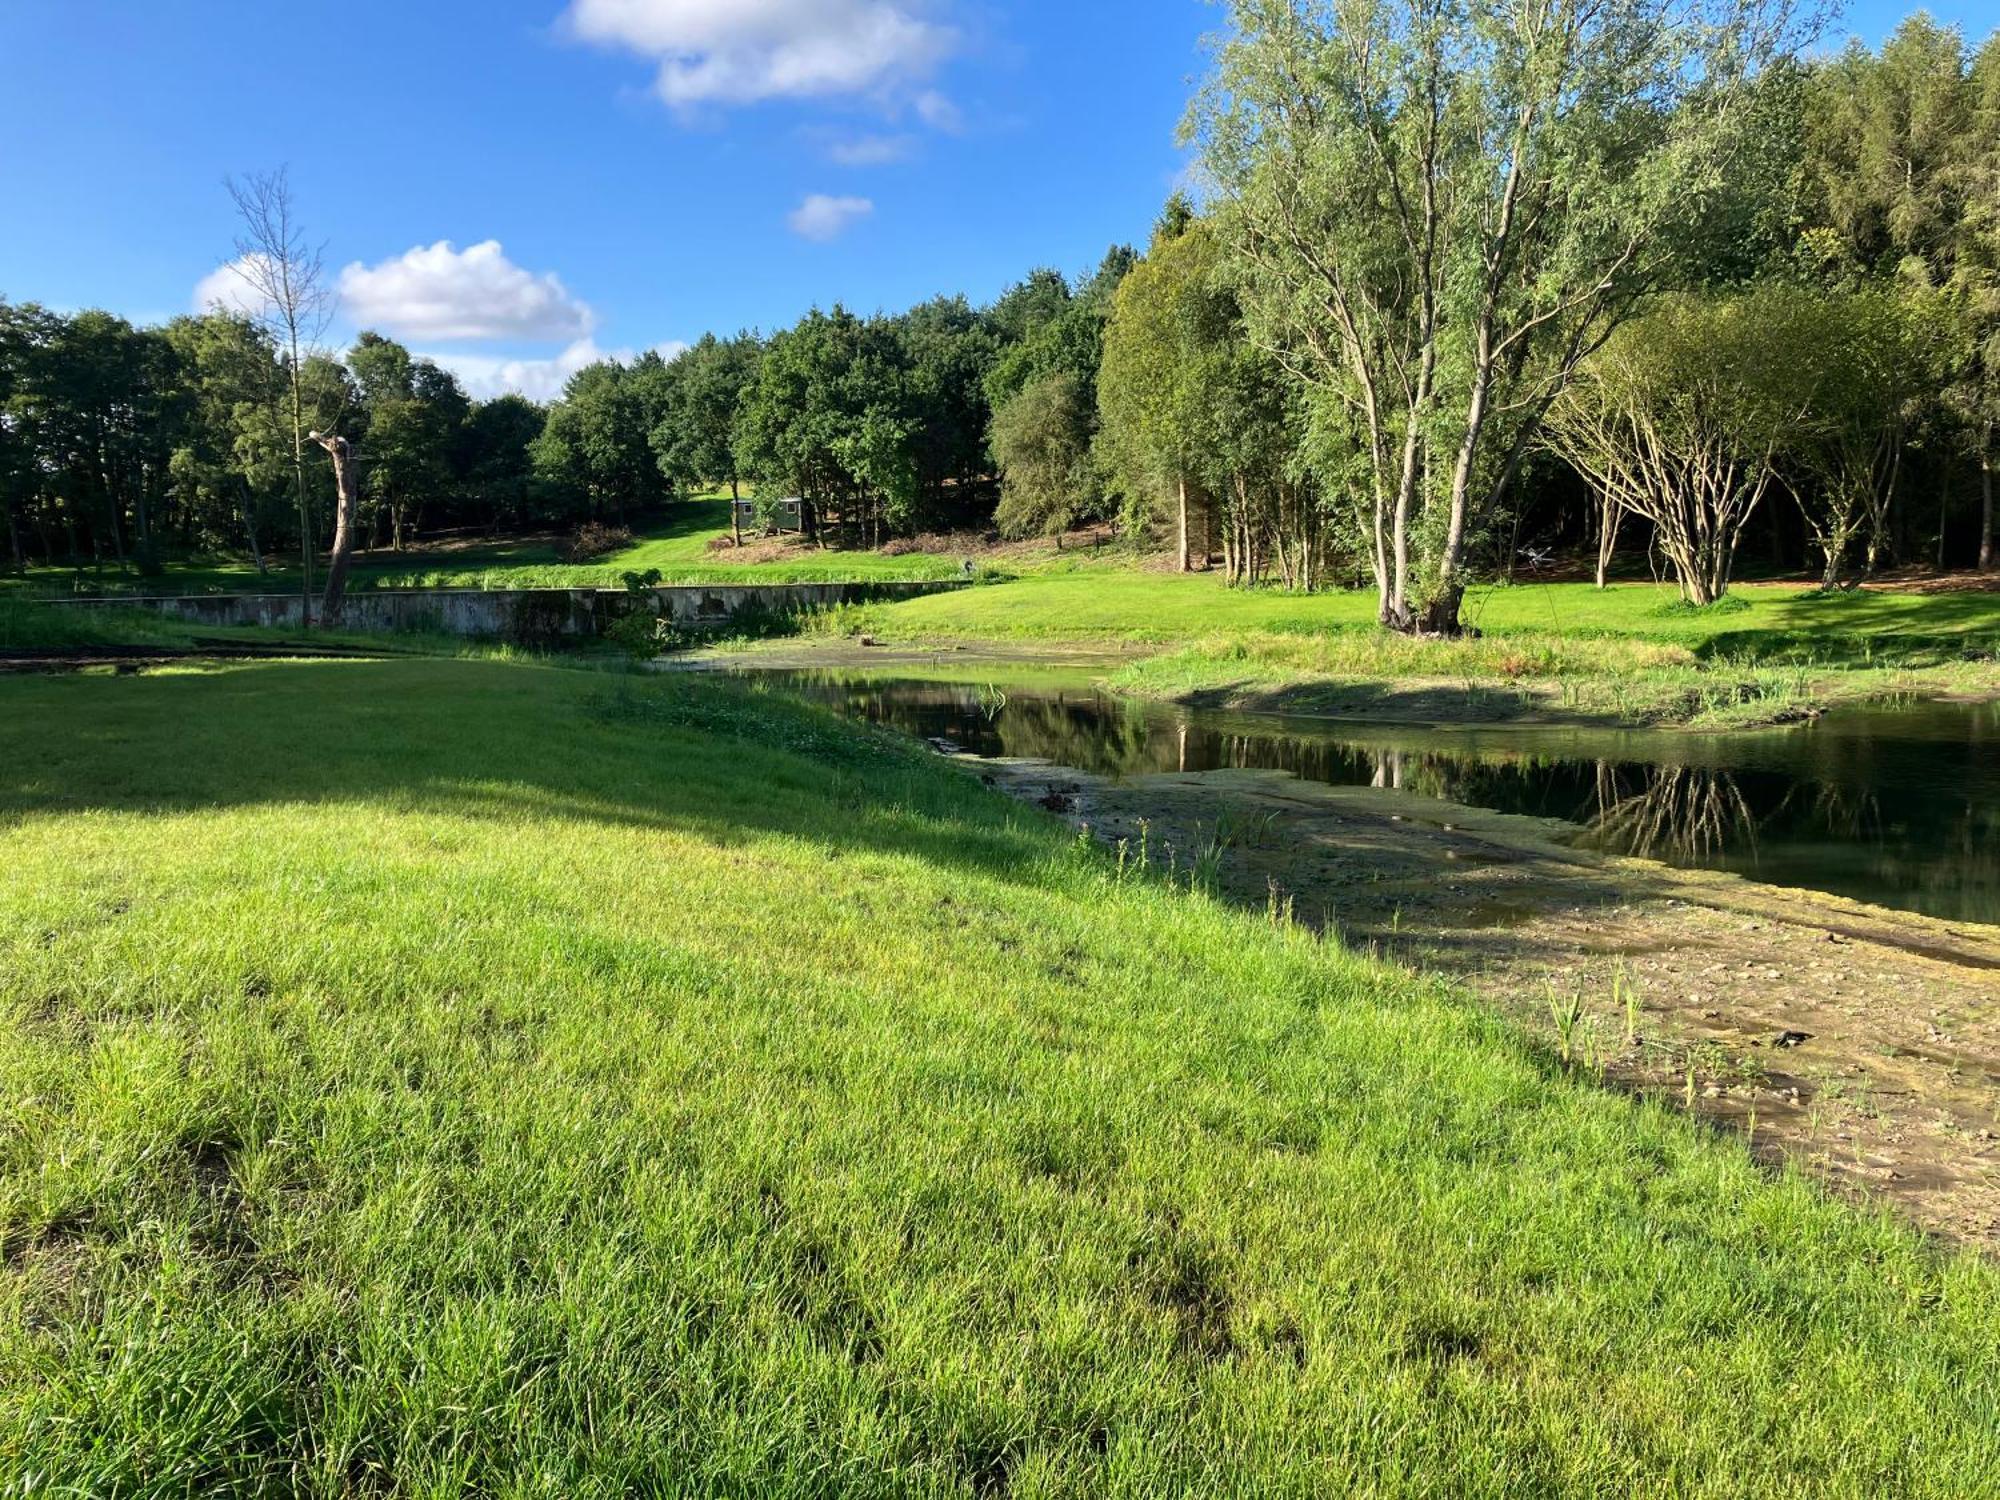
<box><xmin>819</xmin><ymin>572</ymin><xmax>2000</xmax><ymax>655</ymax></box>
<box><xmin>4</xmin><ymin>658</ymin><xmax>1999</xmax><ymax>1495</ymax></box>
<box><xmin>0</xmin><ymin>496</ymin><xmax>967</xmax><ymax>598</ymax></box>
<box><xmin>793</xmin><ymin>574</ymin><xmax>2000</xmax><ymax>726</ymax></box>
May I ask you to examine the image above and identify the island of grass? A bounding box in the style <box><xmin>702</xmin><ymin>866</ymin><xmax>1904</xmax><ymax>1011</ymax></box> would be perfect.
<box><xmin>3</xmin><ymin>656</ymin><xmax>1999</xmax><ymax>1495</ymax></box>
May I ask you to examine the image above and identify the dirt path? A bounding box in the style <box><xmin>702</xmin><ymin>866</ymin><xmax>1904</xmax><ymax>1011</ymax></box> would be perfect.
<box><xmin>971</xmin><ymin>757</ymin><xmax>2000</xmax><ymax>1249</ymax></box>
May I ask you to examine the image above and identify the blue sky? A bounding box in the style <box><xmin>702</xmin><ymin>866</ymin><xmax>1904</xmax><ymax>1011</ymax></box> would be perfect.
<box><xmin>1</xmin><ymin>1</ymin><xmax>1988</xmax><ymax>399</ymax></box>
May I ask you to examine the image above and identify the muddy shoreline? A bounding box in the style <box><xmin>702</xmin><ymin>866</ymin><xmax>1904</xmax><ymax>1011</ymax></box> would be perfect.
<box><xmin>966</xmin><ymin>755</ymin><xmax>2000</xmax><ymax>1249</ymax></box>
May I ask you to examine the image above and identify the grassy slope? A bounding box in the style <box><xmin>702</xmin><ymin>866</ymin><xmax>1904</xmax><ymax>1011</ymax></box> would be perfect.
<box><xmin>804</xmin><ymin>575</ymin><xmax>2000</xmax><ymax>725</ymax></box>
<box><xmin>3</xmin><ymin>659</ymin><xmax>1998</xmax><ymax>1496</ymax></box>
<box><xmin>0</xmin><ymin>496</ymin><xmax>964</xmax><ymax>598</ymax></box>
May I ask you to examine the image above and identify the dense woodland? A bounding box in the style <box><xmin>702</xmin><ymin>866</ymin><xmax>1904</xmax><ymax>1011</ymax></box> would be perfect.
<box><xmin>2</xmin><ymin>7</ymin><xmax>1996</xmax><ymax>633</ymax></box>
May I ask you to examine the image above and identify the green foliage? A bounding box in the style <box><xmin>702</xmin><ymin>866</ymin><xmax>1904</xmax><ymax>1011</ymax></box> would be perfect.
<box><xmin>601</xmin><ymin>606</ymin><xmax>667</xmax><ymax>659</ymax></box>
<box><xmin>1098</xmin><ymin>219</ymin><xmax>1235</xmax><ymax>517</ymax></box>
<box><xmin>1545</xmin><ymin>287</ymin><xmax>1832</xmax><ymax>602</ymax></box>
<box><xmin>532</xmin><ymin>357</ymin><xmax>671</xmax><ymax>522</ymax></box>
<box><xmin>990</xmin><ymin>371</ymin><xmax>1099</xmax><ymax>538</ymax></box>
<box><xmin>348</xmin><ymin>331</ymin><xmax>471</xmax><ymax>549</ymax></box>
<box><xmin>1198</xmin><ymin>0</ymin><xmax>1804</xmax><ymax>627</ymax></box>
<box><xmin>648</xmin><ymin>331</ymin><xmax>761</xmax><ymax>502</ymax></box>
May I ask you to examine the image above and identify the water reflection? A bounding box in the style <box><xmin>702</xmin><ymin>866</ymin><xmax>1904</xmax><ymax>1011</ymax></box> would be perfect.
<box><xmin>765</xmin><ymin>672</ymin><xmax>2000</xmax><ymax>925</ymax></box>
<box><xmin>1587</xmin><ymin>766</ymin><xmax>1758</xmax><ymax>863</ymax></box>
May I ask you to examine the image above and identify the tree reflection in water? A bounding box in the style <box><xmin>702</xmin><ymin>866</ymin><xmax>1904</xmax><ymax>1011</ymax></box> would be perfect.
<box><xmin>759</xmin><ymin>672</ymin><xmax>2000</xmax><ymax>924</ymax></box>
<box><xmin>1585</xmin><ymin>765</ymin><xmax>1759</xmax><ymax>862</ymax></box>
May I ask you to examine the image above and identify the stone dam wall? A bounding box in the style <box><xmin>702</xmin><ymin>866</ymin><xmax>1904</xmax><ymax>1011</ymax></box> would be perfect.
<box><xmin>47</xmin><ymin>580</ymin><xmax>966</xmax><ymax>645</ymax></box>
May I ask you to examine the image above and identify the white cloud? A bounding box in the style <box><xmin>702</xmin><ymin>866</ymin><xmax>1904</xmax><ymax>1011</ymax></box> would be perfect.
<box><xmin>787</xmin><ymin>193</ymin><xmax>874</xmax><ymax>242</ymax></box>
<box><xmin>827</xmin><ymin>133</ymin><xmax>915</xmax><ymax>166</ymax></box>
<box><xmin>912</xmin><ymin>89</ymin><xmax>961</xmax><ymax>132</ymax></box>
<box><xmin>430</xmin><ymin>337</ymin><xmax>691</xmax><ymax>403</ymax></box>
<box><xmin>562</xmin><ymin>0</ymin><xmax>956</xmax><ymax>110</ymax></box>
<box><xmin>338</xmin><ymin>240</ymin><xmax>594</xmax><ymax>343</ymax></box>
<box><xmin>192</xmin><ymin>253</ymin><xmax>277</xmax><ymax>318</ymax></box>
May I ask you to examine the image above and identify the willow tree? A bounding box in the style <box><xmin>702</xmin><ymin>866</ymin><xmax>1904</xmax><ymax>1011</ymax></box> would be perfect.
<box><xmin>991</xmin><ymin>371</ymin><xmax>1097</xmax><ymax>539</ymax></box>
<box><xmin>1782</xmin><ymin>289</ymin><xmax>1940</xmax><ymax>587</ymax></box>
<box><xmin>1544</xmin><ymin>289</ymin><xmax>1815</xmax><ymax>604</ymax></box>
<box><xmin>1193</xmin><ymin>0</ymin><xmax>1800</xmax><ymax>634</ymax></box>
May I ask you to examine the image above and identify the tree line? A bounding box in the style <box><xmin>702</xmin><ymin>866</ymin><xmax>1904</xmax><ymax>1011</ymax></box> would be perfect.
<box><xmin>2</xmin><ymin>5</ymin><xmax>1995</xmax><ymax>636</ymax></box>
<box><xmin>0</xmin><ymin>302</ymin><xmax>547</xmax><ymax>580</ymax></box>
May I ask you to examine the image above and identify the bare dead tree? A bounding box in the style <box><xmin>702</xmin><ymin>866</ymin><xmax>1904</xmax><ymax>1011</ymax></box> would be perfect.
<box><xmin>223</xmin><ymin>168</ymin><xmax>330</xmax><ymax>628</ymax></box>
<box><xmin>309</xmin><ymin>430</ymin><xmax>361</xmax><ymax>621</ymax></box>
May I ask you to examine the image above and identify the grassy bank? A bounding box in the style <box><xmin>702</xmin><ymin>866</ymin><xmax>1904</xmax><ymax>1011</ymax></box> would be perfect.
<box><xmin>3</xmin><ymin>658</ymin><xmax>1999</xmax><ymax>1494</ymax></box>
<box><xmin>0</xmin><ymin>596</ymin><xmax>505</xmax><ymax>664</ymax></box>
<box><xmin>801</xmin><ymin>575</ymin><xmax>2000</xmax><ymax>727</ymax></box>
<box><xmin>0</xmin><ymin>497</ymin><xmax>969</xmax><ymax>598</ymax></box>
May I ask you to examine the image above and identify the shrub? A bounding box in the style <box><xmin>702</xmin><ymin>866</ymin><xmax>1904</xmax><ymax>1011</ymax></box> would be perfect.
<box><xmin>603</xmin><ymin>609</ymin><xmax>666</xmax><ymax>659</ymax></box>
<box><xmin>564</xmin><ymin>522</ymin><xmax>634</xmax><ymax>563</ymax></box>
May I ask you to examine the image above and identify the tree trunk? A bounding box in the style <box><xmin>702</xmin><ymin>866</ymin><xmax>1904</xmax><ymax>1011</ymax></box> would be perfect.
<box><xmin>730</xmin><ymin>476</ymin><xmax>742</xmax><ymax>548</ymax></box>
<box><xmin>1981</xmin><ymin>434</ymin><xmax>1995</xmax><ymax>573</ymax></box>
<box><xmin>1176</xmin><ymin>474</ymin><xmax>1191</xmax><ymax>573</ymax></box>
<box><xmin>1865</xmin><ymin>438</ymin><xmax>1900</xmax><ymax>576</ymax></box>
<box><xmin>1595</xmin><ymin>491</ymin><xmax>1624</xmax><ymax>589</ymax></box>
<box><xmin>240</xmin><ymin>481</ymin><xmax>267</xmax><ymax>574</ymax></box>
<box><xmin>1936</xmin><ymin>470</ymin><xmax>1951</xmax><ymax>574</ymax></box>
<box><xmin>1414</xmin><ymin>586</ymin><xmax>1465</xmax><ymax>638</ymax></box>
<box><xmin>289</xmin><ymin>360</ymin><xmax>314</xmax><ymax>631</ymax></box>
<box><xmin>315</xmin><ymin>434</ymin><xmax>362</xmax><ymax>623</ymax></box>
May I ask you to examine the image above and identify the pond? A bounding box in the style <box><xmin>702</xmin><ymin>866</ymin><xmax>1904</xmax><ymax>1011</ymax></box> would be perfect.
<box><xmin>761</xmin><ymin>670</ymin><xmax>2000</xmax><ymax>926</ymax></box>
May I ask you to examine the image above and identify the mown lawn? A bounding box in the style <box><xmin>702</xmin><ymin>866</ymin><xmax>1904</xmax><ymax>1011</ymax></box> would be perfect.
<box><xmin>0</xmin><ymin>496</ymin><xmax>965</xmax><ymax>598</ymax></box>
<box><xmin>2</xmin><ymin>658</ymin><xmax>1998</xmax><ymax>1495</ymax></box>
<box><xmin>801</xmin><ymin>574</ymin><xmax>2000</xmax><ymax>725</ymax></box>
<box><xmin>836</xmin><ymin>573</ymin><xmax>2000</xmax><ymax>658</ymax></box>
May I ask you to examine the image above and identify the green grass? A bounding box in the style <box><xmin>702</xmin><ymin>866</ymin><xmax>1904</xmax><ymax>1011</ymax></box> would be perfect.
<box><xmin>822</xmin><ymin>573</ymin><xmax>2000</xmax><ymax>657</ymax></box>
<box><xmin>0</xmin><ymin>596</ymin><xmax>524</xmax><ymax>664</ymax></box>
<box><xmin>0</xmin><ymin>496</ymin><xmax>967</xmax><ymax>598</ymax></box>
<box><xmin>0</xmin><ymin>596</ymin><xmax>202</xmax><ymax>650</ymax></box>
<box><xmin>3</xmin><ymin>658</ymin><xmax>1999</xmax><ymax>1494</ymax></box>
<box><xmin>794</xmin><ymin>575</ymin><xmax>2000</xmax><ymax>726</ymax></box>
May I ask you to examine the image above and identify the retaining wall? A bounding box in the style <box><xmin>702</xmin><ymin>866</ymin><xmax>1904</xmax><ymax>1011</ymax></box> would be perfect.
<box><xmin>47</xmin><ymin>580</ymin><xmax>965</xmax><ymax>645</ymax></box>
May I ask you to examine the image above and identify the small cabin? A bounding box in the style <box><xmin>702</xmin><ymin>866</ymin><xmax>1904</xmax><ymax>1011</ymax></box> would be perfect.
<box><xmin>734</xmin><ymin>497</ymin><xmax>805</xmax><ymax>535</ymax></box>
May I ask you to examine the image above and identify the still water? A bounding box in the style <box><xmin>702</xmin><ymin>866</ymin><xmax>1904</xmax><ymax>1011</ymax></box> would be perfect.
<box><xmin>766</xmin><ymin>671</ymin><xmax>2000</xmax><ymax>926</ymax></box>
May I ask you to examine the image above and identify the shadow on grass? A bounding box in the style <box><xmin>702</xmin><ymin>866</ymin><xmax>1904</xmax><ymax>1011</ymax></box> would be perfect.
<box><xmin>0</xmin><ymin>659</ymin><xmax>1060</xmax><ymax>891</ymax></box>
<box><xmin>1702</xmin><ymin>589</ymin><xmax>2000</xmax><ymax>667</ymax></box>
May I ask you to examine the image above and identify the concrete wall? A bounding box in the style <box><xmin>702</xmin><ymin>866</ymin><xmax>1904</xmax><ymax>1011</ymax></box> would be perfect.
<box><xmin>47</xmin><ymin>580</ymin><xmax>965</xmax><ymax>645</ymax></box>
